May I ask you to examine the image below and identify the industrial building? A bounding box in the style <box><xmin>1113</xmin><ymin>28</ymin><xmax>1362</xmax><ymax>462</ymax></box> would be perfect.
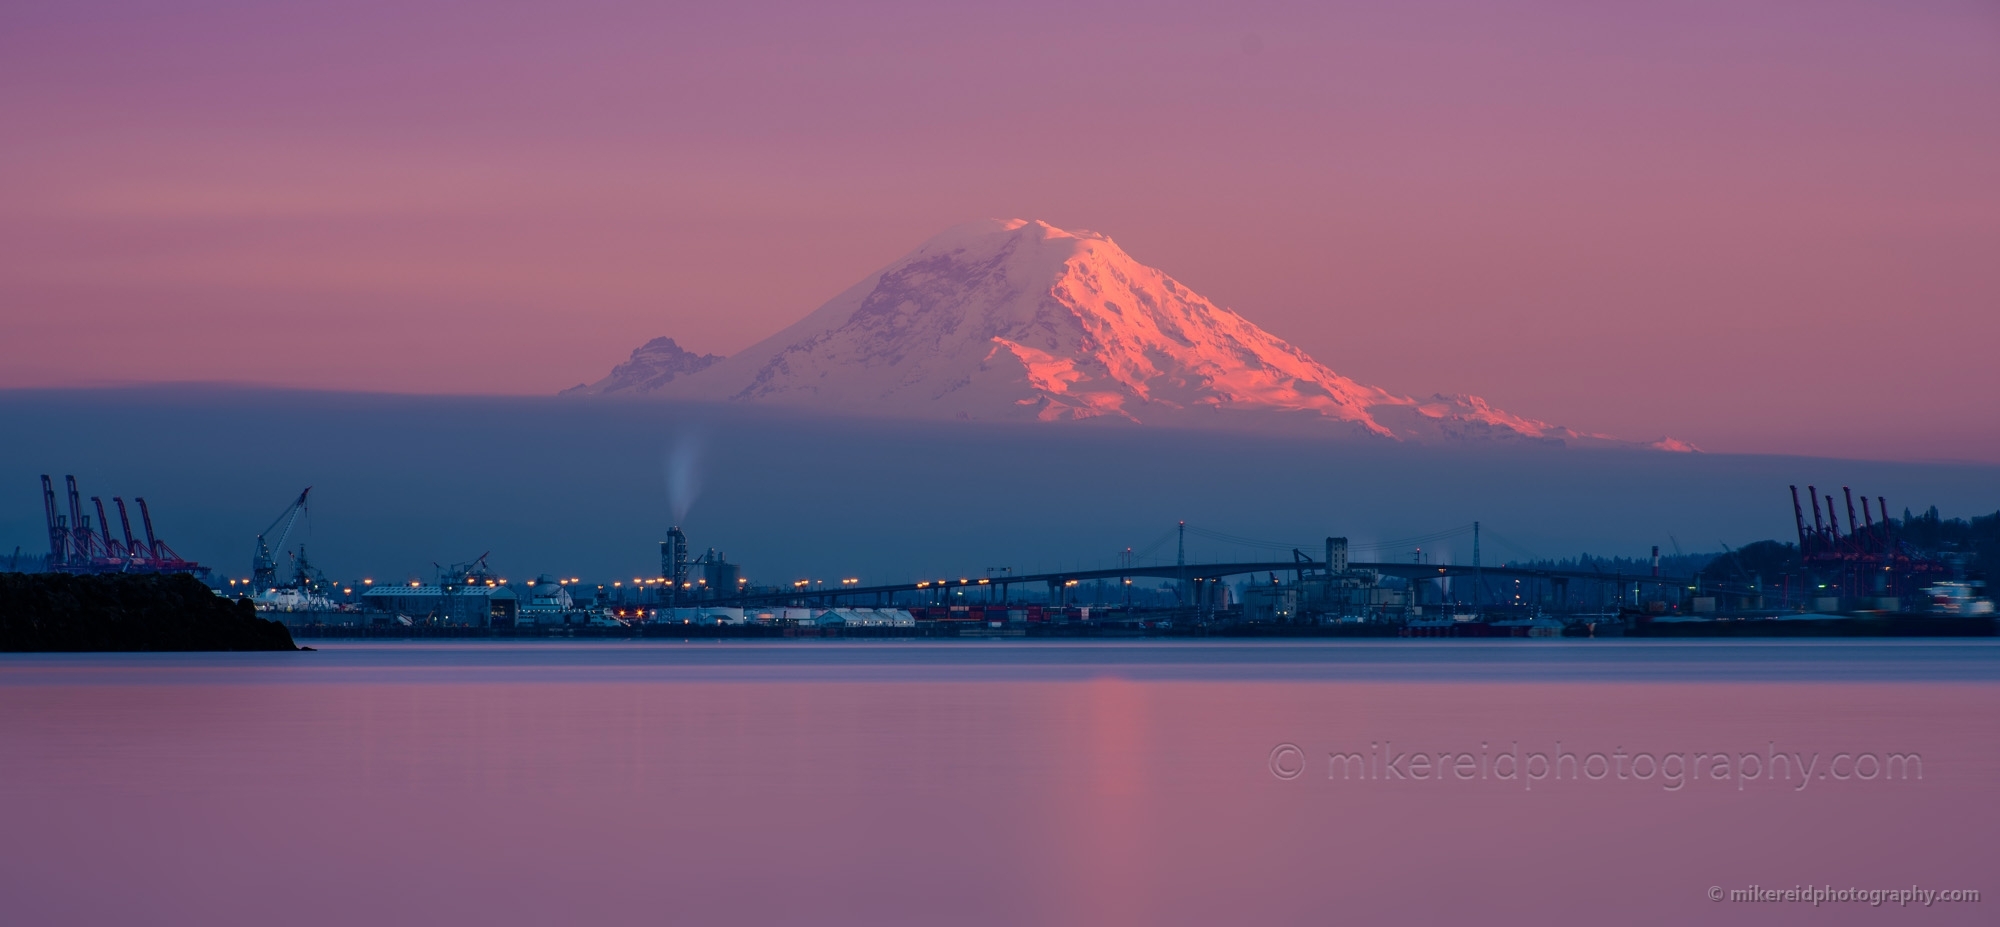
<box><xmin>361</xmin><ymin>582</ymin><xmax>517</xmax><ymax>626</ymax></box>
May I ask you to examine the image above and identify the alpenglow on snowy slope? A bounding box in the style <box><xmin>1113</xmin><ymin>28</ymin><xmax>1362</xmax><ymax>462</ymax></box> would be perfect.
<box><xmin>570</xmin><ymin>219</ymin><xmax>1690</xmax><ymax>449</ymax></box>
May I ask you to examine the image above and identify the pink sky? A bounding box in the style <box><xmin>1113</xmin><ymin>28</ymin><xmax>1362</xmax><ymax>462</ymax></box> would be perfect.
<box><xmin>2</xmin><ymin>0</ymin><xmax>1995</xmax><ymax>460</ymax></box>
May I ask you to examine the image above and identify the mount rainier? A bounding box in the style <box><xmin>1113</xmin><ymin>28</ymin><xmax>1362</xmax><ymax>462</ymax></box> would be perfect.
<box><xmin>570</xmin><ymin>218</ymin><xmax>1689</xmax><ymax>450</ymax></box>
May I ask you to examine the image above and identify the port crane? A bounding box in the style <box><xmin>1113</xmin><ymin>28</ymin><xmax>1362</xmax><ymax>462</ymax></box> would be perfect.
<box><xmin>34</xmin><ymin>475</ymin><xmax>203</xmax><ymax>574</ymax></box>
<box><xmin>436</xmin><ymin>552</ymin><xmax>494</xmax><ymax>587</ymax></box>
<box><xmin>251</xmin><ymin>488</ymin><xmax>312</xmax><ymax>590</ymax></box>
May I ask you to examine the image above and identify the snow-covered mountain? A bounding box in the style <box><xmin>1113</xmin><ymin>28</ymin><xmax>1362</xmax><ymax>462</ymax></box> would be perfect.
<box><xmin>571</xmin><ymin>219</ymin><xmax>1688</xmax><ymax>450</ymax></box>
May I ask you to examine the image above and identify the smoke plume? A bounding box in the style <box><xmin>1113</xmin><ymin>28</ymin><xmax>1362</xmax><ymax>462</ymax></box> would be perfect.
<box><xmin>664</xmin><ymin>433</ymin><xmax>703</xmax><ymax>525</ymax></box>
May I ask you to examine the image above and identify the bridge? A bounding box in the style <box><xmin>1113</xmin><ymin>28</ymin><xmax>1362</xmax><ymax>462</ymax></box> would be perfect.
<box><xmin>720</xmin><ymin>559</ymin><xmax>1692</xmax><ymax>608</ymax></box>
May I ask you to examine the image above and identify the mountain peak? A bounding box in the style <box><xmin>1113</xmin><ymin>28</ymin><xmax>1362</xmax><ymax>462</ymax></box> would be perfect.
<box><xmin>571</xmin><ymin>219</ymin><xmax>1680</xmax><ymax>450</ymax></box>
<box><xmin>563</xmin><ymin>336</ymin><xmax>723</xmax><ymax>396</ymax></box>
<box><xmin>931</xmin><ymin>217</ymin><xmax>1112</xmax><ymax>244</ymax></box>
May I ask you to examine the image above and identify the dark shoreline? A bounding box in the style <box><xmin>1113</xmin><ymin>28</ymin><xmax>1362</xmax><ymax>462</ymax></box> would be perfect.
<box><xmin>0</xmin><ymin>573</ymin><xmax>298</xmax><ymax>652</ymax></box>
<box><xmin>288</xmin><ymin>615</ymin><xmax>1996</xmax><ymax>641</ymax></box>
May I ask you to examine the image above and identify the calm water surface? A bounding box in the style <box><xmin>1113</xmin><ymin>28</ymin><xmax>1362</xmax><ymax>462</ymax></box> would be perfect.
<box><xmin>3</xmin><ymin>640</ymin><xmax>1996</xmax><ymax>925</ymax></box>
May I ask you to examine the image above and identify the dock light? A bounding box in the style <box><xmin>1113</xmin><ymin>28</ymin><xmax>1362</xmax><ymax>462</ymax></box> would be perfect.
<box><xmin>343</xmin><ymin>588</ymin><xmax>352</xmax><ymax>594</ymax></box>
<box><xmin>411</xmin><ymin>581</ymin><xmax>420</xmax><ymax>587</ymax></box>
<box><xmin>364</xmin><ymin>579</ymin><xmax>372</xmax><ymax>585</ymax></box>
<box><xmin>976</xmin><ymin>579</ymin><xmax>988</xmax><ymax>585</ymax></box>
<box><xmin>614</xmin><ymin>582</ymin><xmax>621</xmax><ymax>587</ymax></box>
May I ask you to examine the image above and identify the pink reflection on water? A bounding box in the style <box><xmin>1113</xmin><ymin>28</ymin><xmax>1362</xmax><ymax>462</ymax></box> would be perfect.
<box><xmin>1</xmin><ymin>672</ymin><xmax>1994</xmax><ymax>925</ymax></box>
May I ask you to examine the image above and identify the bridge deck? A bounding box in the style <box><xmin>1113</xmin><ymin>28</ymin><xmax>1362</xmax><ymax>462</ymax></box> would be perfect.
<box><xmin>710</xmin><ymin>560</ymin><xmax>1687</xmax><ymax>607</ymax></box>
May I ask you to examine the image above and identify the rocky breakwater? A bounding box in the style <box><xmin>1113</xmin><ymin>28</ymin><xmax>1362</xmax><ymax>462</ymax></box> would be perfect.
<box><xmin>0</xmin><ymin>572</ymin><xmax>298</xmax><ymax>651</ymax></box>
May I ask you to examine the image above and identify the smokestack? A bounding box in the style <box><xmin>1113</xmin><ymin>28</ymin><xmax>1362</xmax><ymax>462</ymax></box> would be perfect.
<box><xmin>1651</xmin><ymin>545</ymin><xmax>1660</xmax><ymax>578</ymax></box>
<box><xmin>1323</xmin><ymin>536</ymin><xmax>1347</xmax><ymax>618</ymax></box>
<box><xmin>662</xmin><ymin>526</ymin><xmax>690</xmax><ymax>607</ymax></box>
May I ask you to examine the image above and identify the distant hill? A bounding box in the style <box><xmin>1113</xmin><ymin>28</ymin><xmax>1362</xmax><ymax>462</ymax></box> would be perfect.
<box><xmin>8</xmin><ymin>386</ymin><xmax>1996</xmax><ymax>585</ymax></box>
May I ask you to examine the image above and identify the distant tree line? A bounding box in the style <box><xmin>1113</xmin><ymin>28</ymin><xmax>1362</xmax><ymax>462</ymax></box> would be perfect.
<box><xmin>1503</xmin><ymin>552</ymin><xmax>1718</xmax><ymax>580</ymax></box>
<box><xmin>1697</xmin><ymin>540</ymin><xmax>1799</xmax><ymax>589</ymax></box>
<box><xmin>1504</xmin><ymin>508</ymin><xmax>1999</xmax><ymax>589</ymax></box>
<box><xmin>1891</xmin><ymin>507</ymin><xmax>2000</xmax><ymax>573</ymax></box>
